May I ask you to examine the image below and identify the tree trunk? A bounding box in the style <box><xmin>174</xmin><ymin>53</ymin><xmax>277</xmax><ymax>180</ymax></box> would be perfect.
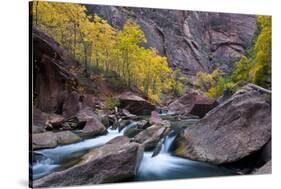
<box><xmin>73</xmin><ymin>22</ymin><xmax>76</xmax><ymax>58</ymax></box>
<box><xmin>35</xmin><ymin>1</ymin><xmax>39</xmax><ymax>25</ymax></box>
<box><xmin>84</xmin><ymin>44</ymin><xmax>88</xmax><ymax>75</ymax></box>
<box><xmin>105</xmin><ymin>49</ymin><xmax>109</xmax><ymax>72</ymax></box>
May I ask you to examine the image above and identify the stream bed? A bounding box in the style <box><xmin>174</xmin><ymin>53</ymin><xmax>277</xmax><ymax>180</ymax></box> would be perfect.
<box><xmin>32</xmin><ymin>121</ymin><xmax>236</xmax><ymax>182</ymax></box>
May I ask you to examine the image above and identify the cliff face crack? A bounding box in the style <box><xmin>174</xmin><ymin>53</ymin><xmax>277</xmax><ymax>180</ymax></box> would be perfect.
<box><xmin>85</xmin><ymin>5</ymin><xmax>257</xmax><ymax>76</ymax></box>
<box><xmin>184</xmin><ymin>38</ymin><xmax>207</xmax><ymax>72</ymax></box>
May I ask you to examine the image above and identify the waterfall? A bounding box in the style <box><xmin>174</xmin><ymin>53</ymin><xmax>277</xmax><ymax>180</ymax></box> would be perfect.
<box><xmin>135</xmin><ymin>130</ymin><xmax>235</xmax><ymax>181</ymax></box>
<box><xmin>160</xmin><ymin>132</ymin><xmax>177</xmax><ymax>154</ymax></box>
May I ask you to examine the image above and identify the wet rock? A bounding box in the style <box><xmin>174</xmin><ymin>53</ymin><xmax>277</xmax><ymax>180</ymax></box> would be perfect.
<box><xmin>151</xmin><ymin>139</ymin><xmax>163</xmax><ymax>157</ymax></box>
<box><xmin>134</xmin><ymin>125</ymin><xmax>170</xmax><ymax>150</ymax></box>
<box><xmin>106</xmin><ymin>136</ymin><xmax>130</xmax><ymax>145</ymax></box>
<box><xmin>117</xmin><ymin>92</ymin><xmax>155</xmax><ymax>115</ymax></box>
<box><xmin>32</xmin><ymin>131</ymin><xmax>81</xmax><ymax>150</ymax></box>
<box><xmin>55</xmin><ymin>131</ymin><xmax>81</xmax><ymax>145</ymax></box>
<box><xmin>175</xmin><ymin>84</ymin><xmax>271</xmax><ymax>164</ymax></box>
<box><xmin>124</xmin><ymin>128</ymin><xmax>143</xmax><ymax>138</ymax></box>
<box><xmin>33</xmin><ymin>142</ymin><xmax>143</xmax><ymax>187</ymax></box>
<box><xmin>79</xmin><ymin>116</ymin><xmax>107</xmax><ymax>138</ymax></box>
<box><xmin>118</xmin><ymin>119</ymin><xmax>132</xmax><ymax>132</ymax></box>
<box><xmin>32</xmin><ymin>132</ymin><xmax>58</xmax><ymax>150</ymax></box>
<box><xmin>136</xmin><ymin>120</ymin><xmax>150</xmax><ymax>129</ymax></box>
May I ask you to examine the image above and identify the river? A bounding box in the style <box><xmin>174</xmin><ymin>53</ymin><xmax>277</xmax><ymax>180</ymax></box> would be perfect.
<box><xmin>32</xmin><ymin>121</ymin><xmax>235</xmax><ymax>182</ymax></box>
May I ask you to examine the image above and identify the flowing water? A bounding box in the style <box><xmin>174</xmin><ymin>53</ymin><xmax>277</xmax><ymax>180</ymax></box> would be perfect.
<box><xmin>32</xmin><ymin>121</ymin><xmax>235</xmax><ymax>181</ymax></box>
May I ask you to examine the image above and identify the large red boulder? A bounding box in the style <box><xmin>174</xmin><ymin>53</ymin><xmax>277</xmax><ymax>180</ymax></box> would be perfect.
<box><xmin>174</xmin><ymin>84</ymin><xmax>271</xmax><ymax>165</ymax></box>
<box><xmin>168</xmin><ymin>92</ymin><xmax>218</xmax><ymax>118</ymax></box>
<box><xmin>117</xmin><ymin>92</ymin><xmax>155</xmax><ymax>115</ymax></box>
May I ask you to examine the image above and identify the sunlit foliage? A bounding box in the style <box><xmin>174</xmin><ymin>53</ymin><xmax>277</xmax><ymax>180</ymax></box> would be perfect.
<box><xmin>31</xmin><ymin>1</ymin><xmax>181</xmax><ymax>102</ymax></box>
<box><xmin>194</xmin><ymin>15</ymin><xmax>271</xmax><ymax>97</ymax></box>
<box><xmin>231</xmin><ymin>16</ymin><xmax>271</xmax><ymax>88</ymax></box>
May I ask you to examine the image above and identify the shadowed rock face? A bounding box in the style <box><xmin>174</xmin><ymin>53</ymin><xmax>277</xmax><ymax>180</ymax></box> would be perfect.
<box><xmin>254</xmin><ymin>160</ymin><xmax>271</xmax><ymax>175</ymax></box>
<box><xmin>118</xmin><ymin>92</ymin><xmax>156</xmax><ymax>115</ymax></box>
<box><xmin>32</xmin><ymin>28</ymin><xmax>79</xmax><ymax>113</ymax></box>
<box><xmin>86</xmin><ymin>5</ymin><xmax>257</xmax><ymax>77</ymax></box>
<box><xmin>174</xmin><ymin>84</ymin><xmax>271</xmax><ymax>164</ymax></box>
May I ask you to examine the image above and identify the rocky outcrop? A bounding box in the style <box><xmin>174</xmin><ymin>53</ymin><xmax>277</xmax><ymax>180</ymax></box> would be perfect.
<box><xmin>117</xmin><ymin>92</ymin><xmax>156</xmax><ymax>115</ymax></box>
<box><xmin>32</xmin><ymin>28</ymin><xmax>78</xmax><ymax>113</ymax></box>
<box><xmin>174</xmin><ymin>84</ymin><xmax>271</xmax><ymax>164</ymax></box>
<box><xmin>32</xmin><ymin>131</ymin><xmax>81</xmax><ymax>150</ymax></box>
<box><xmin>79</xmin><ymin>116</ymin><xmax>107</xmax><ymax>137</ymax></box>
<box><xmin>76</xmin><ymin>107</ymin><xmax>107</xmax><ymax>137</ymax></box>
<box><xmin>134</xmin><ymin>124</ymin><xmax>170</xmax><ymax>150</ymax></box>
<box><xmin>87</xmin><ymin>6</ymin><xmax>257</xmax><ymax>77</ymax></box>
<box><xmin>168</xmin><ymin>92</ymin><xmax>218</xmax><ymax>118</ymax></box>
<box><xmin>33</xmin><ymin>141</ymin><xmax>143</xmax><ymax>187</ymax></box>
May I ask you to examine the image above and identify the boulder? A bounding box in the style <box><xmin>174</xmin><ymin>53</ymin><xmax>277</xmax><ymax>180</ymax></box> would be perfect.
<box><xmin>33</xmin><ymin>142</ymin><xmax>143</xmax><ymax>187</ymax></box>
<box><xmin>174</xmin><ymin>85</ymin><xmax>271</xmax><ymax>164</ymax></box>
<box><xmin>117</xmin><ymin>92</ymin><xmax>155</xmax><ymax>115</ymax></box>
<box><xmin>55</xmin><ymin>131</ymin><xmax>81</xmax><ymax>145</ymax></box>
<box><xmin>168</xmin><ymin>92</ymin><xmax>218</xmax><ymax>118</ymax></box>
<box><xmin>124</xmin><ymin>128</ymin><xmax>143</xmax><ymax>138</ymax></box>
<box><xmin>106</xmin><ymin>136</ymin><xmax>130</xmax><ymax>145</ymax></box>
<box><xmin>134</xmin><ymin>125</ymin><xmax>170</xmax><ymax>150</ymax></box>
<box><xmin>96</xmin><ymin>110</ymin><xmax>110</xmax><ymax>128</ymax></box>
<box><xmin>32</xmin><ymin>132</ymin><xmax>58</xmax><ymax>150</ymax></box>
<box><xmin>32</xmin><ymin>131</ymin><xmax>81</xmax><ymax>150</ymax></box>
<box><xmin>79</xmin><ymin>118</ymin><xmax>107</xmax><ymax>138</ymax></box>
<box><xmin>253</xmin><ymin>160</ymin><xmax>272</xmax><ymax>175</ymax></box>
